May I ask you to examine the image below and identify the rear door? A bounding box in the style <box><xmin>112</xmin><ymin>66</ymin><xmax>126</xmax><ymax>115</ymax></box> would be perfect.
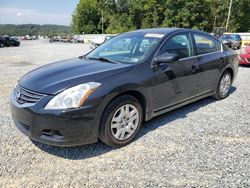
<box><xmin>192</xmin><ymin>32</ymin><xmax>225</xmax><ymax>94</ymax></box>
<box><xmin>151</xmin><ymin>32</ymin><xmax>199</xmax><ymax>111</ymax></box>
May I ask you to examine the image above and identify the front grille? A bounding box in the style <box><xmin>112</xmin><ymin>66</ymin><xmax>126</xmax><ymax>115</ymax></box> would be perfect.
<box><xmin>15</xmin><ymin>85</ymin><xmax>46</xmax><ymax>105</ymax></box>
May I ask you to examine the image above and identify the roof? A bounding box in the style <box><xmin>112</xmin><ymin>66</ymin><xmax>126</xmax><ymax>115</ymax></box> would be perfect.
<box><xmin>122</xmin><ymin>28</ymin><xmax>217</xmax><ymax>41</ymax></box>
<box><xmin>127</xmin><ymin>28</ymin><xmax>184</xmax><ymax>35</ymax></box>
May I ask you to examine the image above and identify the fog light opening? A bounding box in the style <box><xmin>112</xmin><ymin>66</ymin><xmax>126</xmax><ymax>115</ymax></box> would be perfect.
<box><xmin>42</xmin><ymin>129</ymin><xmax>63</xmax><ymax>139</ymax></box>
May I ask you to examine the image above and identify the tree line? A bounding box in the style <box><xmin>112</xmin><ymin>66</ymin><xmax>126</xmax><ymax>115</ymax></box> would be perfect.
<box><xmin>0</xmin><ymin>24</ymin><xmax>71</xmax><ymax>37</ymax></box>
<box><xmin>72</xmin><ymin>0</ymin><xmax>250</xmax><ymax>34</ymax></box>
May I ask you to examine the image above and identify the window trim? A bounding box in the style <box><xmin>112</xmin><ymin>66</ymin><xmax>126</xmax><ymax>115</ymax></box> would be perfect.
<box><xmin>192</xmin><ymin>32</ymin><xmax>222</xmax><ymax>56</ymax></box>
<box><xmin>153</xmin><ymin>31</ymin><xmax>194</xmax><ymax>60</ymax></box>
<box><xmin>151</xmin><ymin>31</ymin><xmax>224</xmax><ymax>67</ymax></box>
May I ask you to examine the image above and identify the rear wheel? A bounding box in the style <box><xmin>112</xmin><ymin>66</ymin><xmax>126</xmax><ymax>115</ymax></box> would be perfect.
<box><xmin>213</xmin><ymin>71</ymin><xmax>232</xmax><ymax>100</ymax></box>
<box><xmin>99</xmin><ymin>95</ymin><xmax>143</xmax><ymax>147</ymax></box>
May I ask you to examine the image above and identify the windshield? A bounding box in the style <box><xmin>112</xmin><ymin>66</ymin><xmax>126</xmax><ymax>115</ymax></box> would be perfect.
<box><xmin>220</xmin><ymin>35</ymin><xmax>232</xmax><ymax>40</ymax></box>
<box><xmin>86</xmin><ymin>33</ymin><xmax>164</xmax><ymax>64</ymax></box>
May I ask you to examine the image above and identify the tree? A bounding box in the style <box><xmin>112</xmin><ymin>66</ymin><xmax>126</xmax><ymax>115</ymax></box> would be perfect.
<box><xmin>71</xmin><ymin>0</ymin><xmax>250</xmax><ymax>34</ymax></box>
<box><xmin>141</xmin><ymin>0</ymin><xmax>165</xmax><ymax>28</ymax></box>
<box><xmin>163</xmin><ymin>0</ymin><xmax>213</xmax><ymax>32</ymax></box>
<box><xmin>72</xmin><ymin>0</ymin><xmax>101</xmax><ymax>34</ymax></box>
<box><xmin>229</xmin><ymin>0</ymin><xmax>250</xmax><ymax>32</ymax></box>
<box><xmin>105</xmin><ymin>0</ymin><xmax>135</xmax><ymax>33</ymax></box>
<box><xmin>208</xmin><ymin>0</ymin><xmax>228</xmax><ymax>30</ymax></box>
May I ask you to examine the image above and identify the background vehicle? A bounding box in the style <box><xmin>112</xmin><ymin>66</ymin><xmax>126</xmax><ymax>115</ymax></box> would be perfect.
<box><xmin>213</xmin><ymin>27</ymin><xmax>226</xmax><ymax>38</ymax></box>
<box><xmin>90</xmin><ymin>35</ymin><xmax>115</xmax><ymax>49</ymax></box>
<box><xmin>11</xmin><ymin>28</ymin><xmax>238</xmax><ymax>148</ymax></box>
<box><xmin>239</xmin><ymin>44</ymin><xmax>250</xmax><ymax>65</ymax></box>
<box><xmin>49</xmin><ymin>36</ymin><xmax>61</xmax><ymax>43</ymax></box>
<box><xmin>0</xmin><ymin>36</ymin><xmax>20</xmax><ymax>47</ymax></box>
<box><xmin>220</xmin><ymin>34</ymin><xmax>242</xmax><ymax>49</ymax></box>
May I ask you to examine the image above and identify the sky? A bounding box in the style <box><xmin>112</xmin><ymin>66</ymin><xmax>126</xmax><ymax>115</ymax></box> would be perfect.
<box><xmin>0</xmin><ymin>0</ymin><xmax>80</xmax><ymax>25</ymax></box>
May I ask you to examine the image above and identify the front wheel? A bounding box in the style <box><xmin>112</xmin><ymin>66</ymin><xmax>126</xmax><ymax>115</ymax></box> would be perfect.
<box><xmin>213</xmin><ymin>71</ymin><xmax>232</xmax><ymax>100</ymax></box>
<box><xmin>99</xmin><ymin>95</ymin><xmax>143</xmax><ymax>148</ymax></box>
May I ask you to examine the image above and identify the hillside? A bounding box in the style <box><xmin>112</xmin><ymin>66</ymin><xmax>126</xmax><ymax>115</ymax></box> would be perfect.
<box><xmin>0</xmin><ymin>24</ymin><xmax>71</xmax><ymax>37</ymax></box>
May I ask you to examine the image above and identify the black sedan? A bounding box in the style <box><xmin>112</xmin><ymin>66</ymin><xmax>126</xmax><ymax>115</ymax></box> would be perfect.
<box><xmin>10</xmin><ymin>28</ymin><xmax>239</xmax><ymax>147</ymax></box>
<box><xmin>0</xmin><ymin>36</ymin><xmax>20</xmax><ymax>47</ymax></box>
<box><xmin>220</xmin><ymin>34</ymin><xmax>242</xmax><ymax>50</ymax></box>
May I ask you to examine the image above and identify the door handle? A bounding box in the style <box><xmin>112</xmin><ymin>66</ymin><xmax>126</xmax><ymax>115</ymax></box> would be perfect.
<box><xmin>191</xmin><ymin>65</ymin><xmax>199</xmax><ymax>74</ymax></box>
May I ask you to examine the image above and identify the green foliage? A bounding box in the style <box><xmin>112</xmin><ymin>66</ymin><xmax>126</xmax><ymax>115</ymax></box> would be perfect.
<box><xmin>229</xmin><ymin>0</ymin><xmax>250</xmax><ymax>32</ymax></box>
<box><xmin>163</xmin><ymin>0</ymin><xmax>212</xmax><ymax>31</ymax></box>
<box><xmin>75</xmin><ymin>0</ymin><xmax>237</xmax><ymax>34</ymax></box>
<box><xmin>208</xmin><ymin>0</ymin><xmax>229</xmax><ymax>28</ymax></box>
<box><xmin>106</xmin><ymin>13</ymin><xmax>135</xmax><ymax>34</ymax></box>
<box><xmin>71</xmin><ymin>0</ymin><xmax>248</xmax><ymax>34</ymax></box>
<box><xmin>0</xmin><ymin>24</ymin><xmax>71</xmax><ymax>37</ymax></box>
<box><xmin>72</xmin><ymin>0</ymin><xmax>101</xmax><ymax>34</ymax></box>
<box><xmin>4</xmin><ymin>1</ymin><xmax>249</xmax><ymax>36</ymax></box>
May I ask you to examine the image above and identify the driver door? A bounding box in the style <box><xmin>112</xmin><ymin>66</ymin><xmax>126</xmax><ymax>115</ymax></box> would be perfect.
<box><xmin>151</xmin><ymin>32</ymin><xmax>199</xmax><ymax>111</ymax></box>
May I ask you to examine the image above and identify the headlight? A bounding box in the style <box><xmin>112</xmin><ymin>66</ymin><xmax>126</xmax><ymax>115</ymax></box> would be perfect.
<box><xmin>45</xmin><ymin>82</ymin><xmax>101</xmax><ymax>110</ymax></box>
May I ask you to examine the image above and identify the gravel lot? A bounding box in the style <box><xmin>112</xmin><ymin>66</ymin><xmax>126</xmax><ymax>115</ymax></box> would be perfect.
<box><xmin>0</xmin><ymin>40</ymin><xmax>249</xmax><ymax>187</ymax></box>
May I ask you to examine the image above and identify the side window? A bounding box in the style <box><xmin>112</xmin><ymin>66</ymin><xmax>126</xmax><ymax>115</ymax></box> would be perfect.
<box><xmin>159</xmin><ymin>34</ymin><xmax>192</xmax><ymax>59</ymax></box>
<box><xmin>194</xmin><ymin>34</ymin><xmax>220</xmax><ymax>55</ymax></box>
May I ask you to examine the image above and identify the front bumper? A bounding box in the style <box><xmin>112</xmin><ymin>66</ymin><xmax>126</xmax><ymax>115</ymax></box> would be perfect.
<box><xmin>10</xmin><ymin>90</ymin><xmax>100</xmax><ymax>147</ymax></box>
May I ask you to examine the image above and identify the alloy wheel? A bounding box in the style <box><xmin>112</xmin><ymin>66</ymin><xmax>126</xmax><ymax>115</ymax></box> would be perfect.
<box><xmin>111</xmin><ymin>104</ymin><xmax>139</xmax><ymax>141</ymax></box>
<box><xmin>219</xmin><ymin>73</ymin><xmax>231</xmax><ymax>97</ymax></box>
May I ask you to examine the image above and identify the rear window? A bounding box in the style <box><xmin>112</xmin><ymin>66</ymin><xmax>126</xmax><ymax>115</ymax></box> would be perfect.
<box><xmin>233</xmin><ymin>35</ymin><xmax>241</xmax><ymax>40</ymax></box>
<box><xmin>194</xmin><ymin>34</ymin><xmax>221</xmax><ymax>55</ymax></box>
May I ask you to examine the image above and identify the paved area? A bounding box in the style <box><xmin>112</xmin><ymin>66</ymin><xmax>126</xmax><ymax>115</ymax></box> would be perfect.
<box><xmin>0</xmin><ymin>40</ymin><xmax>249</xmax><ymax>187</ymax></box>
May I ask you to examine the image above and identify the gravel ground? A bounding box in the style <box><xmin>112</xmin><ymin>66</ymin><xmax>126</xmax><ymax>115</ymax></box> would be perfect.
<box><xmin>0</xmin><ymin>40</ymin><xmax>249</xmax><ymax>187</ymax></box>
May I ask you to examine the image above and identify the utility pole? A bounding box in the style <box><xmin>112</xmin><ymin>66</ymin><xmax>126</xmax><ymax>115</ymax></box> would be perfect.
<box><xmin>213</xmin><ymin>15</ymin><xmax>217</xmax><ymax>31</ymax></box>
<box><xmin>101</xmin><ymin>10</ymin><xmax>104</xmax><ymax>34</ymax></box>
<box><xmin>226</xmin><ymin>0</ymin><xmax>233</xmax><ymax>31</ymax></box>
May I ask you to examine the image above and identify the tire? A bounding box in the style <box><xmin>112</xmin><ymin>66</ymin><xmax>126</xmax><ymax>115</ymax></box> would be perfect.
<box><xmin>99</xmin><ymin>95</ymin><xmax>143</xmax><ymax>148</ymax></box>
<box><xmin>212</xmin><ymin>71</ymin><xmax>232</xmax><ymax>100</ymax></box>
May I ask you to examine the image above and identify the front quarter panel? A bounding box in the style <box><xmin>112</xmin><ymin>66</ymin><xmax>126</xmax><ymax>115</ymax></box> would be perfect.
<box><xmin>84</xmin><ymin>63</ymin><xmax>153</xmax><ymax>123</ymax></box>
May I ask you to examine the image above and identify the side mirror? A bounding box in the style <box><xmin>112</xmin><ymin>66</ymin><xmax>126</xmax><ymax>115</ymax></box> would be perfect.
<box><xmin>153</xmin><ymin>52</ymin><xmax>178</xmax><ymax>65</ymax></box>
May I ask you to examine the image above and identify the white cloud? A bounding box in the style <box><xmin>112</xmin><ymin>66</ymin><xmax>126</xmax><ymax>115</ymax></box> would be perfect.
<box><xmin>16</xmin><ymin>12</ymin><xmax>23</xmax><ymax>17</ymax></box>
<box><xmin>0</xmin><ymin>7</ymin><xmax>71</xmax><ymax>25</ymax></box>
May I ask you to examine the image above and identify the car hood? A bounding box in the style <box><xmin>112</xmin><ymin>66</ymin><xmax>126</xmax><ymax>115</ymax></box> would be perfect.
<box><xmin>19</xmin><ymin>57</ymin><xmax>132</xmax><ymax>95</ymax></box>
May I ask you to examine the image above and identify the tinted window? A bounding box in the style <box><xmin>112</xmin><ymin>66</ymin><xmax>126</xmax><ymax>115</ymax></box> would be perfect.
<box><xmin>194</xmin><ymin>34</ymin><xmax>220</xmax><ymax>55</ymax></box>
<box><xmin>159</xmin><ymin>34</ymin><xmax>192</xmax><ymax>59</ymax></box>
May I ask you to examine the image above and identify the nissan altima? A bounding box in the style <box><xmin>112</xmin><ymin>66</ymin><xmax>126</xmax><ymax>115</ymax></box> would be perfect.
<box><xmin>10</xmin><ymin>28</ymin><xmax>239</xmax><ymax>147</ymax></box>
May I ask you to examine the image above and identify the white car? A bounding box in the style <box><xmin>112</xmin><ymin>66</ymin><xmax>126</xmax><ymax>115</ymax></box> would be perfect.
<box><xmin>90</xmin><ymin>36</ymin><xmax>115</xmax><ymax>49</ymax></box>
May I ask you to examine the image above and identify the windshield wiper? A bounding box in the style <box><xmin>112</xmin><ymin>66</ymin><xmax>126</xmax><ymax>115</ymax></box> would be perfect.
<box><xmin>87</xmin><ymin>57</ymin><xmax>118</xmax><ymax>64</ymax></box>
